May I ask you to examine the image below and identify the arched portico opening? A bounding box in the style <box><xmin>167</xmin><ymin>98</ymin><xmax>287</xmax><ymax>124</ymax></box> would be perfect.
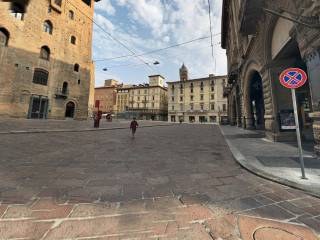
<box><xmin>268</xmin><ymin>12</ymin><xmax>314</xmax><ymax>140</ymax></box>
<box><xmin>244</xmin><ymin>70</ymin><xmax>265</xmax><ymax>130</ymax></box>
<box><xmin>65</xmin><ymin>101</ymin><xmax>75</xmax><ymax>118</ymax></box>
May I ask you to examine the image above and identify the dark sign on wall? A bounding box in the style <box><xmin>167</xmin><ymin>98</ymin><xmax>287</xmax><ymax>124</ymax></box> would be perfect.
<box><xmin>279</xmin><ymin>109</ymin><xmax>296</xmax><ymax>131</ymax></box>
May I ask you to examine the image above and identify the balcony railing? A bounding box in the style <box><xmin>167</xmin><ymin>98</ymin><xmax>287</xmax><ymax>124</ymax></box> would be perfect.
<box><xmin>55</xmin><ymin>88</ymin><xmax>69</xmax><ymax>99</ymax></box>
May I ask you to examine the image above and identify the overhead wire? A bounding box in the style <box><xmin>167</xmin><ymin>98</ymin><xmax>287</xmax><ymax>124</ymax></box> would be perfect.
<box><xmin>207</xmin><ymin>0</ymin><xmax>216</xmax><ymax>73</ymax></box>
<box><xmin>94</xmin><ymin>34</ymin><xmax>221</xmax><ymax>62</ymax></box>
<box><xmin>102</xmin><ymin>42</ymin><xmax>221</xmax><ymax>70</ymax></box>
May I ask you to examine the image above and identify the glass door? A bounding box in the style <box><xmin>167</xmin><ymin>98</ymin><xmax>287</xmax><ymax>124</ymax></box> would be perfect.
<box><xmin>28</xmin><ymin>95</ymin><xmax>48</xmax><ymax>119</ymax></box>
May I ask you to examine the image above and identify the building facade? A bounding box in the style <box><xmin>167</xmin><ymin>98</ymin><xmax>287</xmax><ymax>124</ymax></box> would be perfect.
<box><xmin>116</xmin><ymin>75</ymin><xmax>168</xmax><ymax>121</ymax></box>
<box><xmin>116</xmin><ymin>86</ymin><xmax>131</xmax><ymax>115</ymax></box>
<box><xmin>168</xmin><ymin>64</ymin><xmax>228</xmax><ymax>123</ymax></box>
<box><xmin>94</xmin><ymin>80</ymin><xmax>118</xmax><ymax>114</ymax></box>
<box><xmin>221</xmin><ymin>0</ymin><xmax>320</xmax><ymax>154</ymax></box>
<box><xmin>0</xmin><ymin>0</ymin><xmax>99</xmax><ymax>119</ymax></box>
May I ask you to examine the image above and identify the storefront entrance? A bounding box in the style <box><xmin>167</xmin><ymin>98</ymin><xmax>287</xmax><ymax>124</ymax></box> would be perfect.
<box><xmin>28</xmin><ymin>95</ymin><xmax>48</xmax><ymax>119</ymax></box>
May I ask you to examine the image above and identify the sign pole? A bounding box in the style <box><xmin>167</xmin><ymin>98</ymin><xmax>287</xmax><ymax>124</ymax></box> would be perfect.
<box><xmin>291</xmin><ymin>88</ymin><xmax>306</xmax><ymax>179</ymax></box>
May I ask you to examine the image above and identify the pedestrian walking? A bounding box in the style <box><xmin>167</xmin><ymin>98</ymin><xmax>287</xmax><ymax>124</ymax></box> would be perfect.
<box><xmin>130</xmin><ymin>118</ymin><xmax>139</xmax><ymax>138</ymax></box>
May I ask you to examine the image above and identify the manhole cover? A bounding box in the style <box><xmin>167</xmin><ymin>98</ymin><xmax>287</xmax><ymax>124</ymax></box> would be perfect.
<box><xmin>254</xmin><ymin>227</ymin><xmax>303</xmax><ymax>240</ymax></box>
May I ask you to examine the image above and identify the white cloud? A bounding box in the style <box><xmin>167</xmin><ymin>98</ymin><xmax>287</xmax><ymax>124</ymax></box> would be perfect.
<box><xmin>95</xmin><ymin>1</ymin><xmax>116</xmax><ymax>15</ymax></box>
<box><xmin>94</xmin><ymin>13</ymin><xmax>115</xmax><ymax>32</ymax></box>
<box><xmin>93</xmin><ymin>0</ymin><xmax>227</xmax><ymax>85</ymax></box>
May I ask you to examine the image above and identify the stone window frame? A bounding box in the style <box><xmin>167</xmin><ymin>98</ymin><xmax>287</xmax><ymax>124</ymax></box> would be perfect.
<box><xmin>0</xmin><ymin>28</ymin><xmax>10</xmax><ymax>47</ymax></box>
<box><xmin>33</xmin><ymin>68</ymin><xmax>49</xmax><ymax>86</ymax></box>
<box><xmin>10</xmin><ymin>2</ymin><xmax>25</xmax><ymax>21</ymax></box>
<box><xmin>40</xmin><ymin>46</ymin><xmax>51</xmax><ymax>60</ymax></box>
<box><xmin>74</xmin><ymin>63</ymin><xmax>80</xmax><ymax>72</ymax></box>
<box><xmin>43</xmin><ymin>20</ymin><xmax>53</xmax><ymax>35</ymax></box>
<box><xmin>62</xmin><ymin>82</ymin><xmax>69</xmax><ymax>94</ymax></box>
<box><xmin>211</xmin><ymin>103</ymin><xmax>215</xmax><ymax>111</ymax></box>
<box><xmin>69</xmin><ymin>10</ymin><xmax>74</xmax><ymax>20</ymax></box>
<box><xmin>70</xmin><ymin>35</ymin><xmax>76</xmax><ymax>45</ymax></box>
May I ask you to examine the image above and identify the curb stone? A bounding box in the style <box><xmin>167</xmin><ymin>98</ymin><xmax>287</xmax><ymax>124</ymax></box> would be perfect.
<box><xmin>219</xmin><ymin>126</ymin><xmax>320</xmax><ymax>199</ymax></box>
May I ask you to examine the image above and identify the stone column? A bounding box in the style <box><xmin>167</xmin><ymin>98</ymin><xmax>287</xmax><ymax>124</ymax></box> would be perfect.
<box><xmin>305</xmin><ymin>49</ymin><xmax>320</xmax><ymax>156</ymax></box>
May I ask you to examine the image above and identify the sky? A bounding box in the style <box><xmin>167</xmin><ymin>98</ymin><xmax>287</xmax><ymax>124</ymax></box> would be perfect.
<box><xmin>92</xmin><ymin>0</ymin><xmax>227</xmax><ymax>87</ymax></box>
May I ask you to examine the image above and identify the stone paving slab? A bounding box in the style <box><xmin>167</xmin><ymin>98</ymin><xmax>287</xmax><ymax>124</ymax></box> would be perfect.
<box><xmin>220</xmin><ymin>125</ymin><xmax>320</xmax><ymax>198</ymax></box>
<box><xmin>0</xmin><ymin>125</ymin><xmax>319</xmax><ymax>239</ymax></box>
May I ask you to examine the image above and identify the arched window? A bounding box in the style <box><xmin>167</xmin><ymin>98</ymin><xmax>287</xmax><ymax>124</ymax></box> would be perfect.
<box><xmin>33</xmin><ymin>69</ymin><xmax>49</xmax><ymax>86</ymax></box>
<box><xmin>69</xmin><ymin>10</ymin><xmax>74</xmax><ymax>20</ymax></box>
<box><xmin>62</xmin><ymin>82</ymin><xmax>68</xmax><ymax>95</ymax></box>
<box><xmin>43</xmin><ymin>20</ymin><xmax>53</xmax><ymax>35</ymax></box>
<box><xmin>70</xmin><ymin>35</ymin><xmax>76</xmax><ymax>44</ymax></box>
<box><xmin>54</xmin><ymin>0</ymin><xmax>62</xmax><ymax>7</ymax></box>
<box><xmin>10</xmin><ymin>3</ymin><xmax>25</xmax><ymax>20</ymax></box>
<box><xmin>40</xmin><ymin>46</ymin><xmax>50</xmax><ymax>60</ymax></box>
<box><xmin>0</xmin><ymin>28</ymin><xmax>10</xmax><ymax>46</ymax></box>
<box><xmin>74</xmin><ymin>63</ymin><xmax>80</xmax><ymax>72</ymax></box>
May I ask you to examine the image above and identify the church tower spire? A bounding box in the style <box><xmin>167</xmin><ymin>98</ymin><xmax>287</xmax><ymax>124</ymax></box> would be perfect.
<box><xmin>179</xmin><ymin>63</ymin><xmax>188</xmax><ymax>81</ymax></box>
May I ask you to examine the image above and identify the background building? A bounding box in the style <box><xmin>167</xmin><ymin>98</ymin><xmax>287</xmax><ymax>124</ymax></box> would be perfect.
<box><xmin>116</xmin><ymin>85</ymin><xmax>131</xmax><ymax>115</ymax></box>
<box><xmin>116</xmin><ymin>75</ymin><xmax>168</xmax><ymax>121</ymax></box>
<box><xmin>221</xmin><ymin>0</ymin><xmax>320</xmax><ymax>154</ymax></box>
<box><xmin>168</xmin><ymin>64</ymin><xmax>228</xmax><ymax>123</ymax></box>
<box><xmin>94</xmin><ymin>79</ymin><xmax>118</xmax><ymax>114</ymax></box>
<box><xmin>0</xmin><ymin>0</ymin><xmax>99</xmax><ymax>119</ymax></box>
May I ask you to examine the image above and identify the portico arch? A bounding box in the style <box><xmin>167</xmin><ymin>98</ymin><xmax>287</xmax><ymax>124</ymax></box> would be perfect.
<box><xmin>264</xmin><ymin>9</ymin><xmax>314</xmax><ymax>140</ymax></box>
<box><xmin>242</xmin><ymin>61</ymin><xmax>265</xmax><ymax>130</ymax></box>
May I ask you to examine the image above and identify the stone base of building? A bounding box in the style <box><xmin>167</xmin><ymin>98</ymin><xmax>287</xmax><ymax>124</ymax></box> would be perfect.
<box><xmin>310</xmin><ymin>112</ymin><xmax>320</xmax><ymax>156</ymax></box>
<box><xmin>265</xmin><ymin>131</ymin><xmax>297</xmax><ymax>142</ymax></box>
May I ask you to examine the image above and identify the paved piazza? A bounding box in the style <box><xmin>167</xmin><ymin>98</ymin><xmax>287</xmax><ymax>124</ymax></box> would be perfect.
<box><xmin>0</xmin><ymin>124</ymin><xmax>319</xmax><ymax>239</ymax></box>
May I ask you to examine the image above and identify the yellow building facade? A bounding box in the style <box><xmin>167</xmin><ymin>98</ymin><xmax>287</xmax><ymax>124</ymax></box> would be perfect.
<box><xmin>116</xmin><ymin>75</ymin><xmax>168</xmax><ymax>121</ymax></box>
<box><xmin>168</xmin><ymin>65</ymin><xmax>228</xmax><ymax>123</ymax></box>
<box><xmin>0</xmin><ymin>0</ymin><xmax>99</xmax><ymax>119</ymax></box>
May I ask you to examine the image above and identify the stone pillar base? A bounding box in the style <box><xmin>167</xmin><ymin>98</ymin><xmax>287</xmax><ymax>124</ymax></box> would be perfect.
<box><xmin>244</xmin><ymin>117</ymin><xmax>255</xmax><ymax>130</ymax></box>
<box><xmin>311</xmin><ymin>118</ymin><xmax>320</xmax><ymax>156</ymax></box>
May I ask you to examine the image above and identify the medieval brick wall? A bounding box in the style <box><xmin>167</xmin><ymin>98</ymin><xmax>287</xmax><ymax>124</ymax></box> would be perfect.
<box><xmin>0</xmin><ymin>0</ymin><xmax>95</xmax><ymax>119</ymax></box>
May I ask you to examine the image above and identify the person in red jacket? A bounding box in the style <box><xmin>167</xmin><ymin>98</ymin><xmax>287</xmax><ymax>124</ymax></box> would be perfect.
<box><xmin>130</xmin><ymin>118</ymin><xmax>139</xmax><ymax>138</ymax></box>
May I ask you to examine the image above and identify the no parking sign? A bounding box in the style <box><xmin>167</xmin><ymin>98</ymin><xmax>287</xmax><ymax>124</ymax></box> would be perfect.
<box><xmin>279</xmin><ymin>68</ymin><xmax>308</xmax><ymax>89</ymax></box>
<box><xmin>279</xmin><ymin>68</ymin><xmax>308</xmax><ymax>179</ymax></box>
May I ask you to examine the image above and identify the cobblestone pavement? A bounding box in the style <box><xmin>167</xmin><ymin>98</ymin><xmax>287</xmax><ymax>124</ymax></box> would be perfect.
<box><xmin>0</xmin><ymin>124</ymin><xmax>319</xmax><ymax>239</ymax></box>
